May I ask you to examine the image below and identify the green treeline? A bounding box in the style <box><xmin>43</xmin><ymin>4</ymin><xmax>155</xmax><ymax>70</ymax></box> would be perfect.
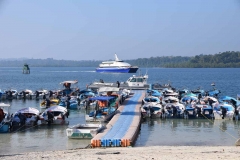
<box><xmin>129</xmin><ymin>51</ymin><xmax>240</xmax><ymax>68</ymax></box>
<box><xmin>0</xmin><ymin>51</ymin><xmax>239</xmax><ymax>68</ymax></box>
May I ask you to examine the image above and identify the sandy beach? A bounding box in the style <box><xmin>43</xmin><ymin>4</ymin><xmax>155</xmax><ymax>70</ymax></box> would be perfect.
<box><xmin>1</xmin><ymin>146</ymin><xmax>239</xmax><ymax>160</ymax></box>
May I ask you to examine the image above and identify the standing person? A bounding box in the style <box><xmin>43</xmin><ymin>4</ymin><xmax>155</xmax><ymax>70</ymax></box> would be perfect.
<box><xmin>208</xmin><ymin>98</ymin><xmax>214</xmax><ymax>108</ymax></box>
<box><xmin>116</xmin><ymin>81</ymin><xmax>120</xmax><ymax>88</ymax></box>
<box><xmin>46</xmin><ymin>99</ymin><xmax>51</xmax><ymax>108</ymax></box>
<box><xmin>198</xmin><ymin>94</ymin><xmax>202</xmax><ymax>103</ymax></box>
<box><xmin>47</xmin><ymin>111</ymin><xmax>54</xmax><ymax>125</ymax></box>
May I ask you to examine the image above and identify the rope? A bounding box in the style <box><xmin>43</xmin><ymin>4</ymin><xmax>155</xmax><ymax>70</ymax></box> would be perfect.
<box><xmin>200</xmin><ymin>112</ymin><xmax>238</xmax><ymax>140</ymax></box>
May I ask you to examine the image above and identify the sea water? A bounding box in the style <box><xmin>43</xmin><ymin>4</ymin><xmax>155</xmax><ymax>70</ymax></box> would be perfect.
<box><xmin>0</xmin><ymin>67</ymin><xmax>240</xmax><ymax>154</ymax></box>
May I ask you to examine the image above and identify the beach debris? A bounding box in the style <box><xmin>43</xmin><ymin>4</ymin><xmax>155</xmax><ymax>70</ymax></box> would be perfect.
<box><xmin>96</xmin><ymin>151</ymin><xmax>120</xmax><ymax>155</ymax></box>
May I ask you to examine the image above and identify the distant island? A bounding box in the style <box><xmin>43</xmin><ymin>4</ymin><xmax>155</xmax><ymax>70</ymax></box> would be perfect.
<box><xmin>0</xmin><ymin>51</ymin><xmax>239</xmax><ymax>68</ymax></box>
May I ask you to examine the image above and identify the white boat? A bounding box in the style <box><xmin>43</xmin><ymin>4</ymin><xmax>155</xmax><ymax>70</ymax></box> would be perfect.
<box><xmin>35</xmin><ymin>89</ymin><xmax>49</xmax><ymax>99</ymax></box>
<box><xmin>11</xmin><ymin>107</ymin><xmax>40</xmax><ymax>129</ymax></box>
<box><xmin>88</xmin><ymin>73</ymin><xmax>149</xmax><ymax>90</ymax></box>
<box><xmin>163</xmin><ymin>102</ymin><xmax>185</xmax><ymax>118</ymax></box>
<box><xmin>17</xmin><ymin>89</ymin><xmax>35</xmax><ymax>99</ymax></box>
<box><xmin>213</xmin><ymin>103</ymin><xmax>235</xmax><ymax>120</ymax></box>
<box><xmin>96</xmin><ymin>54</ymin><xmax>138</xmax><ymax>73</ymax></box>
<box><xmin>141</xmin><ymin>102</ymin><xmax>163</xmax><ymax>118</ymax></box>
<box><xmin>66</xmin><ymin>123</ymin><xmax>105</xmax><ymax>139</ymax></box>
<box><xmin>0</xmin><ymin>103</ymin><xmax>11</xmax><ymax>133</ymax></box>
<box><xmin>59</xmin><ymin>80</ymin><xmax>79</xmax><ymax>96</ymax></box>
<box><xmin>39</xmin><ymin>105</ymin><xmax>69</xmax><ymax>125</ymax></box>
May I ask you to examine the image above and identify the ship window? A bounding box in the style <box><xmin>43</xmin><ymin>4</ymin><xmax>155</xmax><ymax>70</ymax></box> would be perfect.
<box><xmin>137</xmin><ymin>78</ymin><xmax>143</xmax><ymax>82</ymax></box>
<box><xmin>130</xmin><ymin>78</ymin><xmax>136</xmax><ymax>82</ymax></box>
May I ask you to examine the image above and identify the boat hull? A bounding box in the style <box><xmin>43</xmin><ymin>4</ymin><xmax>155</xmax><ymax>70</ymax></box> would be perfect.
<box><xmin>0</xmin><ymin>123</ymin><xmax>10</xmax><ymax>133</ymax></box>
<box><xmin>96</xmin><ymin>67</ymin><xmax>138</xmax><ymax>73</ymax></box>
<box><xmin>66</xmin><ymin>124</ymin><xmax>104</xmax><ymax>139</ymax></box>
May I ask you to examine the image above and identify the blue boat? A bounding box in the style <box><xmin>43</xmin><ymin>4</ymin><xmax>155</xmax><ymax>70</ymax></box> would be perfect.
<box><xmin>213</xmin><ymin>103</ymin><xmax>235</xmax><ymax>120</ymax></box>
<box><xmin>59</xmin><ymin>98</ymin><xmax>78</xmax><ymax>110</ymax></box>
<box><xmin>96</xmin><ymin>54</ymin><xmax>138</xmax><ymax>73</ymax></box>
<box><xmin>85</xmin><ymin>96</ymin><xmax>117</xmax><ymax>122</ymax></box>
<box><xmin>0</xmin><ymin>103</ymin><xmax>11</xmax><ymax>133</ymax></box>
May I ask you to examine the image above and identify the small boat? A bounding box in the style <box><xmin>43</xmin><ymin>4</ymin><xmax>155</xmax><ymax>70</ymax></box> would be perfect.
<box><xmin>96</xmin><ymin>54</ymin><xmax>138</xmax><ymax>73</ymax></box>
<box><xmin>17</xmin><ymin>89</ymin><xmax>35</xmax><ymax>99</ymax></box>
<box><xmin>35</xmin><ymin>89</ymin><xmax>49</xmax><ymax>99</ymax></box>
<box><xmin>146</xmin><ymin>89</ymin><xmax>162</xmax><ymax>97</ymax></box>
<box><xmin>3</xmin><ymin>89</ymin><xmax>18</xmax><ymax>99</ymax></box>
<box><xmin>191</xmin><ymin>87</ymin><xmax>205</xmax><ymax>96</ymax></box>
<box><xmin>59</xmin><ymin>80</ymin><xmax>79</xmax><ymax>96</ymax></box>
<box><xmin>66</xmin><ymin>123</ymin><xmax>105</xmax><ymax>139</ymax></box>
<box><xmin>39</xmin><ymin>105</ymin><xmax>69</xmax><ymax>125</ymax></box>
<box><xmin>0</xmin><ymin>103</ymin><xmax>11</xmax><ymax>133</ymax></box>
<box><xmin>11</xmin><ymin>107</ymin><xmax>40</xmax><ymax>130</ymax></box>
<box><xmin>40</xmin><ymin>98</ymin><xmax>60</xmax><ymax>109</ymax></box>
<box><xmin>59</xmin><ymin>98</ymin><xmax>78</xmax><ymax>110</ymax></box>
<box><xmin>195</xmin><ymin>104</ymin><xmax>214</xmax><ymax>119</ymax></box>
<box><xmin>213</xmin><ymin>103</ymin><xmax>235</xmax><ymax>120</ymax></box>
<box><xmin>85</xmin><ymin>93</ymin><xmax>118</xmax><ymax>122</ymax></box>
<box><xmin>88</xmin><ymin>73</ymin><xmax>149</xmax><ymax>90</ymax></box>
<box><xmin>141</xmin><ymin>102</ymin><xmax>163</xmax><ymax>118</ymax></box>
<box><xmin>163</xmin><ymin>101</ymin><xmax>185</xmax><ymax>118</ymax></box>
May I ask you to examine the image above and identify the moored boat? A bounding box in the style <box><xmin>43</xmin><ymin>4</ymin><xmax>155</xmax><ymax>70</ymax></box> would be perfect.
<box><xmin>11</xmin><ymin>107</ymin><xmax>40</xmax><ymax>131</ymax></box>
<box><xmin>66</xmin><ymin>123</ymin><xmax>105</xmax><ymax>139</ymax></box>
<box><xmin>0</xmin><ymin>103</ymin><xmax>11</xmax><ymax>133</ymax></box>
<box><xmin>85</xmin><ymin>96</ymin><xmax>117</xmax><ymax>122</ymax></box>
<box><xmin>39</xmin><ymin>105</ymin><xmax>69</xmax><ymax>125</ymax></box>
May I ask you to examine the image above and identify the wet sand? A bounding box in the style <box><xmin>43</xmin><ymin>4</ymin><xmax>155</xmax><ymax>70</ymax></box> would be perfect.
<box><xmin>1</xmin><ymin>146</ymin><xmax>239</xmax><ymax>160</ymax></box>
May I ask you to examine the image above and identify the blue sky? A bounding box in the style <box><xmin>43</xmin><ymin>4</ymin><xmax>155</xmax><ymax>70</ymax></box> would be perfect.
<box><xmin>0</xmin><ymin>0</ymin><xmax>240</xmax><ymax>60</ymax></box>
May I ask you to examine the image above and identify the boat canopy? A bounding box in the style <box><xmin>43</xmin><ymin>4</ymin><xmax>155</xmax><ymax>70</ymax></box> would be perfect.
<box><xmin>45</xmin><ymin>105</ymin><xmax>67</xmax><ymax>112</ymax></box>
<box><xmin>89</xmin><ymin>96</ymin><xmax>115</xmax><ymax>101</ymax></box>
<box><xmin>60</xmin><ymin>80</ymin><xmax>78</xmax><ymax>84</ymax></box>
<box><xmin>219</xmin><ymin>96</ymin><xmax>237</xmax><ymax>102</ymax></box>
<box><xmin>98</xmin><ymin>87</ymin><xmax>119</xmax><ymax>92</ymax></box>
<box><xmin>17</xmin><ymin>107</ymin><xmax>39</xmax><ymax>115</ymax></box>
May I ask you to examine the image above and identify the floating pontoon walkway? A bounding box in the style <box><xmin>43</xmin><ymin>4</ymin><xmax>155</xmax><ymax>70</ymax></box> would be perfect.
<box><xmin>91</xmin><ymin>90</ymin><xmax>145</xmax><ymax>147</ymax></box>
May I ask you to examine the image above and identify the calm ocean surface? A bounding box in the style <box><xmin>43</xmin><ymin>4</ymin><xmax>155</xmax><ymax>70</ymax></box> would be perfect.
<box><xmin>0</xmin><ymin>67</ymin><xmax>240</xmax><ymax>154</ymax></box>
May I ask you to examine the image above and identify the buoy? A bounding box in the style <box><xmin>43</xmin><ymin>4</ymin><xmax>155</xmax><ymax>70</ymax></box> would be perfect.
<box><xmin>235</xmin><ymin>139</ymin><xmax>240</xmax><ymax>146</ymax></box>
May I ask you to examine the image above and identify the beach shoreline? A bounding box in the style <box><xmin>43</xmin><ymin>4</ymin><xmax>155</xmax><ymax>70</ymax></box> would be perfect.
<box><xmin>1</xmin><ymin>146</ymin><xmax>239</xmax><ymax>160</ymax></box>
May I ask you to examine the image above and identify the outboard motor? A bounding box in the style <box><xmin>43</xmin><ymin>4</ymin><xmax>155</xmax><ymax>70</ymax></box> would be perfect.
<box><xmin>47</xmin><ymin>111</ymin><xmax>54</xmax><ymax>125</ymax></box>
<box><xmin>221</xmin><ymin>107</ymin><xmax>227</xmax><ymax>119</ymax></box>
<box><xmin>23</xmin><ymin>91</ymin><xmax>26</xmax><ymax>99</ymax></box>
<box><xmin>46</xmin><ymin>99</ymin><xmax>51</xmax><ymax>108</ymax></box>
<box><xmin>36</xmin><ymin>91</ymin><xmax>39</xmax><ymax>99</ymax></box>
<box><xmin>184</xmin><ymin>110</ymin><xmax>189</xmax><ymax>119</ymax></box>
<box><xmin>172</xmin><ymin>106</ymin><xmax>177</xmax><ymax>117</ymax></box>
<box><xmin>161</xmin><ymin>108</ymin><xmax>166</xmax><ymax>119</ymax></box>
<box><xmin>196</xmin><ymin>107</ymin><xmax>202</xmax><ymax>117</ymax></box>
<box><xmin>149</xmin><ymin>106</ymin><xmax>155</xmax><ymax>118</ymax></box>
<box><xmin>49</xmin><ymin>90</ymin><xmax>53</xmax><ymax>98</ymax></box>
<box><xmin>66</xmin><ymin>100</ymin><xmax>70</xmax><ymax>109</ymax></box>
<box><xmin>234</xmin><ymin>109</ymin><xmax>239</xmax><ymax>121</ymax></box>
<box><xmin>43</xmin><ymin>94</ymin><xmax>46</xmax><ymax>100</ymax></box>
